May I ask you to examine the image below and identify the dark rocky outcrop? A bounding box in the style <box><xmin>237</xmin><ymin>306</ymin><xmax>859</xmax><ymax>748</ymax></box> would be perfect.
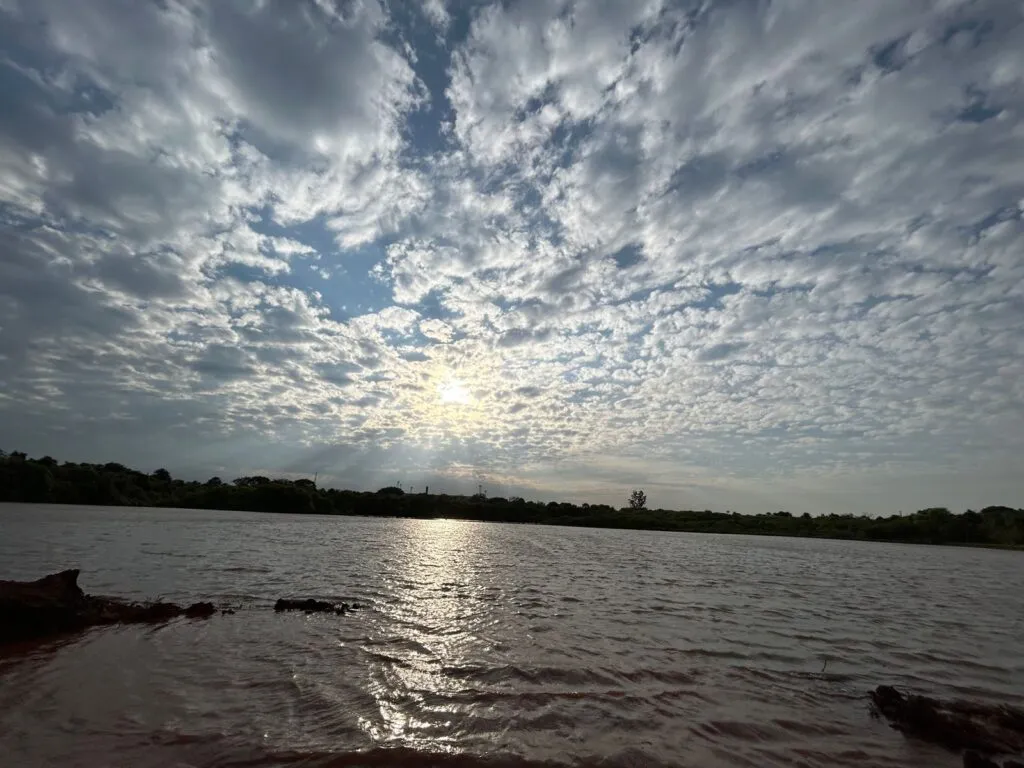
<box><xmin>274</xmin><ymin>597</ymin><xmax>348</xmax><ymax>614</ymax></box>
<box><xmin>871</xmin><ymin>685</ymin><xmax>1024</xmax><ymax>767</ymax></box>
<box><xmin>964</xmin><ymin>751</ymin><xmax>1002</xmax><ymax>768</ymax></box>
<box><xmin>964</xmin><ymin>752</ymin><xmax>1024</xmax><ymax>768</ymax></box>
<box><xmin>0</xmin><ymin>570</ymin><xmax>217</xmax><ymax>645</ymax></box>
<box><xmin>1</xmin><ymin>570</ymin><xmax>362</xmax><ymax>647</ymax></box>
<box><xmin>183</xmin><ymin>602</ymin><xmax>216</xmax><ymax>618</ymax></box>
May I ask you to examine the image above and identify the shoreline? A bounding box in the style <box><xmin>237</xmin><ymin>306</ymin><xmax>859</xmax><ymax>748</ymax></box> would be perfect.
<box><xmin>2</xmin><ymin>452</ymin><xmax>1022</xmax><ymax>550</ymax></box>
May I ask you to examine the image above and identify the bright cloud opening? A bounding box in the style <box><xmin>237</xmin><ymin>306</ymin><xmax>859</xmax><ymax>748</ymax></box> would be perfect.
<box><xmin>438</xmin><ymin>378</ymin><xmax>472</xmax><ymax>406</ymax></box>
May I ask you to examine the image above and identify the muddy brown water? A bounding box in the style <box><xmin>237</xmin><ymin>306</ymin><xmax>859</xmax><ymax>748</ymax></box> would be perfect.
<box><xmin>1</xmin><ymin>504</ymin><xmax>1021</xmax><ymax>767</ymax></box>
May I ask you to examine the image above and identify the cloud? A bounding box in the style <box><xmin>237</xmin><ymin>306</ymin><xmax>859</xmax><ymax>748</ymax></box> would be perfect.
<box><xmin>0</xmin><ymin>0</ymin><xmax>1022</xmax><ymax>514</ymax></box>
<box><xmin>419</xmin><ymin>318</ymin><xmax>455</xmax><ymax>343</ymax></box>
<box><xmin>422</xmin><ymin>0</ymin><xmax>451</xmax><ymax>33</ymax></box>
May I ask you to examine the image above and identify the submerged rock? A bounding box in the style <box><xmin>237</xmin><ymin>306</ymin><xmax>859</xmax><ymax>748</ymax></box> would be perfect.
<box><xmin>871</xmin><ymin>685</ymin><xmax>1024</xmax><ymax>764</ymax></box>
<box><xmin>0</xmin><ymin>570</ymin><xmax>217</xmax><ymax>645</ymax></box>
<box><xmin>274</xmin><ymin>597</ymin><xmax>348</xmax><ymax>614</ymax></box>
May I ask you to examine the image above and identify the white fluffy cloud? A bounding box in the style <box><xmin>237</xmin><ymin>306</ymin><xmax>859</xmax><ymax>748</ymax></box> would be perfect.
<box><xmin>1</xmin><ymin>0</ymin><xmax>1022</xmax><ymax>513</ymax></box>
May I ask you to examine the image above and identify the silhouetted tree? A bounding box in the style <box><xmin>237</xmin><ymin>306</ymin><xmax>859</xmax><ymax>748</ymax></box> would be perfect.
<box><xmin>152</xmin><ymin>468</ymin><xmax>172</xmax><ymax>482</ymax></box>
<box><xmin>2</xmin><ymin>450</ymin><xmax>1023</xmax><ymax>547</ymax></box>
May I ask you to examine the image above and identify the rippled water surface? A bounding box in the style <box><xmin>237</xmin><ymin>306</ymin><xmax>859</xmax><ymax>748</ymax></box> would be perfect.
<box><xmin>1</xmin><ymin>504</ymin><xmax>1022</xmax><ymax>767</ymax></box>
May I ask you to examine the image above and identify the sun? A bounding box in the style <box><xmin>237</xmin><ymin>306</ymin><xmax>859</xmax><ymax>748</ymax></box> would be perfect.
<box><xmin>437</xmin><ymin>377</ymin><xmax>471</xmax><ymax>405</ymax></box>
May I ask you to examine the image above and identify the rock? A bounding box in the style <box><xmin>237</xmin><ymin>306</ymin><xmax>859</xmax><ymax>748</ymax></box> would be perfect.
<box><xmin>0</xmin><ymin>570</ymin><xmax>217</xmax><ymax>645</ymax></box>
<box><xmin>184</xmin><ymin>602</ymin><xmax>216</xmax><ymax>618</ymax></box>
<box><xmin>871</xmin><ymin>685</ymin><xmax>1024</xmax><ymax>757</ymax></box>
<box><xmin>274</xmin><ymin>597</ymin><xmax>344</xmax><ymax>614</ymax></box>
<box><xmin>221</xmin><ymin>608</ymin><xmax>236</xmax><ymax>615</ymax></box>
<box><xmin>964</xmin><ymin>751</ymin><xmax>1000</xmax><ymax>768</ymax></box>
<box><xmin>0</xmin><ymin>569</ymin><xmax>89</xmax><ymax>643</ymax></box>
<box><xmin>123</xmin><ymin>601</ymin><xmax>187</xmax><ymax>623</ymax></box>
<box><xmin>2</xmin><ymin>571</ymin><xmax>360</xmax><ymax>645</ymax></box>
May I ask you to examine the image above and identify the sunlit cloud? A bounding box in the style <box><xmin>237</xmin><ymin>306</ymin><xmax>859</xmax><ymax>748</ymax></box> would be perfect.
<box><xmin>438</xmin><ymin>378</ymin><xmax>472</xmax><ymax>406</ymax></box>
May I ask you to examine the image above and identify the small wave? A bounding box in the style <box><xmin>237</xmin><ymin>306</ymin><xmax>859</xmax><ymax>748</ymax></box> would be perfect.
<box><xmin>361</xmin><ymin>638</ymin><xmax>435</xmax><ymax>657</ymax></box>
<box><xmin>221</xmin><ymin>565</ymin><xmax>273</xmax><ymax>574</ymax></box>
<box><xmin>613</xmin><ymin>668</ymin><xmax>700</xmax><ymax>685</ymax></box>
<box><xmin>360</xmin><ymin>649</ymin><xmax>418</xmax><ymax>670</ymax></box>
<box><xmin>440</xmin><ymin>663</ymin><xmax>620</xmax><ymax>687</ymax></box>
<box><xmin>771</xmin><ymin>718</ymin><xmax>851</xmax><ymax>737</ymax></box>
<box><xmin>411</xmin><ymin>686</ymin><xmax>670</xmax><ymax>711</ymax></box>
<box><xmin>693</xmin><ymin>718</ymin><xmax>783</xmax><ymax>743</ymax></box>
<box><xmin>887</xmin><ymin>649</ymin><xmax>1011</xmax><ymax>674</ymax></box>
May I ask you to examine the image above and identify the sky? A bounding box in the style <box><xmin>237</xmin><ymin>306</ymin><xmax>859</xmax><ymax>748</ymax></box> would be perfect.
<box><xmin>0</xmin><ymin>0</ymin><xmax>1022</xmax><ymax>515</ymax></box>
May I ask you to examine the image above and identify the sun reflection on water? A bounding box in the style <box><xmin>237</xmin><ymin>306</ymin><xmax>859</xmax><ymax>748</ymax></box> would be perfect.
<box><xmin>358</xmin><ymin>518</ymin><xmax>492</xmax><ymax>754</ymax></box>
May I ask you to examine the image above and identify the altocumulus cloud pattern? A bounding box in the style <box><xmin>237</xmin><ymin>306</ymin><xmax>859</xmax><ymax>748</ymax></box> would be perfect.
<box><xmin>0</xmin><ymin>0</ymin><xmax>1022</xmax><ymax>514</ymax></box>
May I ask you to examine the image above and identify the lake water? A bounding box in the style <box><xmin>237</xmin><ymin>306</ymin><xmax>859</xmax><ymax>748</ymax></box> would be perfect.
<box><xmin>0</xmin><ymin>504</ymin><xmax>1021</xmax><ymax>767</ymax></box>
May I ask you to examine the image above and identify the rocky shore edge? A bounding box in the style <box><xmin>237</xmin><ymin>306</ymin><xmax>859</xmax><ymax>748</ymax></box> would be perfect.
<box><xmin>0</xmin><ymin>569</ymin><xmax>355</xmax><ymax>645</ymax></box>
<box><xmin>871</xmin><ymin>685</ymin><xmax>1024</xmax><ymax>768</ymax></box>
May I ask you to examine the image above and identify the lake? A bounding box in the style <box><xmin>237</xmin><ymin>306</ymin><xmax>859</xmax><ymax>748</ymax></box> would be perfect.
<box><xmin>0</xmin><ymin>503</ymin><xmax>1021</xmax><ymax>767</ymax></box>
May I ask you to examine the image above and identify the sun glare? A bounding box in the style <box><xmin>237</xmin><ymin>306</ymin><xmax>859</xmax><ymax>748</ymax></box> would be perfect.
<box><xmin>438</xmin><ymin>378</ymin><xmax>471</xmax><ymax>405</ymax></box>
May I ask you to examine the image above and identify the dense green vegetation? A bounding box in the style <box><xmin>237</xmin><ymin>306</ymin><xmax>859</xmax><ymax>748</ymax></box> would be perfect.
<box><xmin>1</xmin><ymin>450</ymin><xmax>1022</xmax><ymax>548</ymax></box>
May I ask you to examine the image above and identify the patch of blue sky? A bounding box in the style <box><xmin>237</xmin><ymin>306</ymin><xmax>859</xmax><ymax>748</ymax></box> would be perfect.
<box><xmin>962</xmin><ymin>205</ymin><xmax>1022</xmax><ymax>240</ymax></box>
<box><xmin>547</xmin><ymin>117</ymin><xmax>596</xmax><ymax>172</ymax></box>
<box><xmin>382</xmin><ymin>3</ymin><xmax>473</xmax><ymax>160</ymax></box>
<box><xmin>610</xmin><ymin>243</ymin><xmax>644</xmax><ymax>269</ymax></box>
<box><xmin>953</xmin><ymin>84</ymin><xmax>1004</xmax><ymax>124</ymax></box>
<box><xmin>244</xmin><ymin>207</ymin><xmax>394</xmax><ymax>321</ymax></box>
<box><xmin>692</xmin><ymin>281</ymin><xmax>743</xmax><ymax>309</ymax></box>
<box><xmin>414</xmin><ymin>287</ymin><xmax>464</xmax><ymax>323</ymax></box>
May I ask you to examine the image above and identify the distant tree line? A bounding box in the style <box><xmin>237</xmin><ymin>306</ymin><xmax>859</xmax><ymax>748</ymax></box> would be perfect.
<box><xmin>1</xmin><ymin>451</ymin><xmax>1022</xmax><ymax>548</ymax></box>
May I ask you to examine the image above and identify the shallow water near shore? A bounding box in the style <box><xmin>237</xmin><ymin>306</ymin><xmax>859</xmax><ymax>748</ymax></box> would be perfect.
<box><xmin>0</xmin><ymin>503</ymin><xmax>1021</xmax><ymax>767</ymax></box>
